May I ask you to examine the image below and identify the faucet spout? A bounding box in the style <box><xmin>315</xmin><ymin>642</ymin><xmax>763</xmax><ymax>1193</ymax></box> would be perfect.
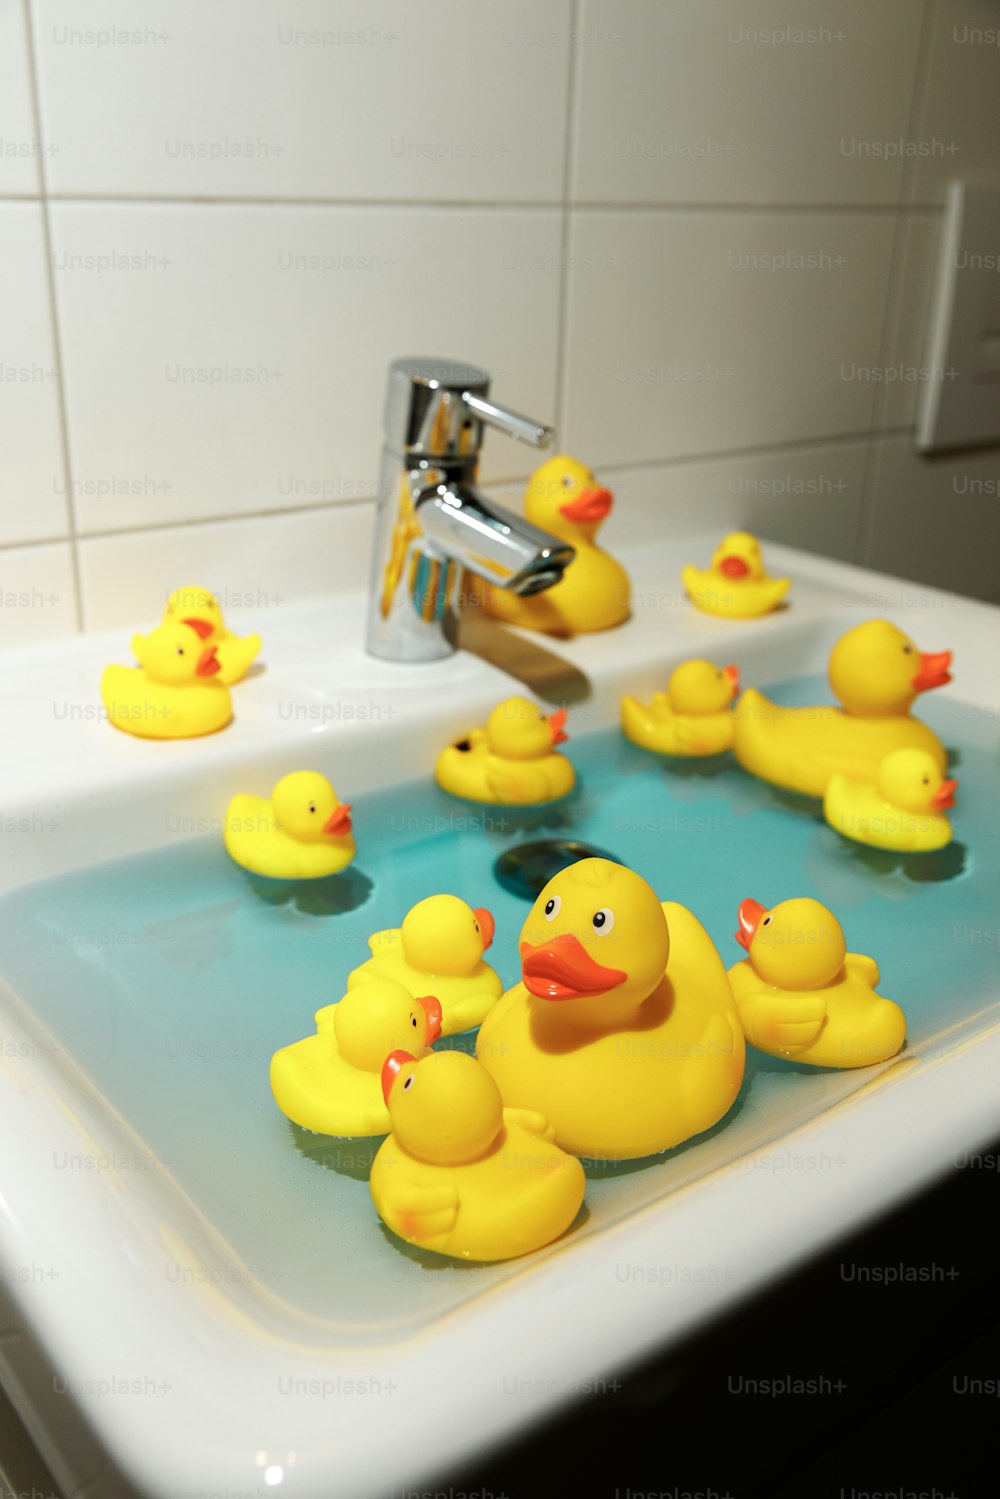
<box><xmin>416</xmin><ymin>482</ymin><xmax>574</xmax><ymax>596</ymax></box>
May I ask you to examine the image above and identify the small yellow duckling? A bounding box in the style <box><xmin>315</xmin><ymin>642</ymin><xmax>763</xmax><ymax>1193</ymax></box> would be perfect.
<box><xmin>728</xmin><ymin>897</ymin><xmax>906</xmax><ymax>1068</ymax></box>
<box><xmin>134</xmin><ymin>584</ymin><xmax>261</xmax><ymax>686</ymax></box>
<box><xmin>435</xmin><ymin>696</ymin><xmax>575</xmax><ymax>806</ymax></box>
<box><xmin>224</xmin><ymin>771</ymin><xmax>354</xmax><ymax>879</ymax></box>
<box><xmin>347</xmin><ymin>895</ymin><xmax>501</xmax><ymax>1035</ymax></box>
<box><xmin>734</xmin><ymin>619</ymin><xmax>951</xmax><ymax>797</ymax></box>
<box><xmin>682</xmin><ymin>532</ymin><xmax>790</xmax><ymax>619</ymax></box>
<box><xmin>270</xmin><ymin>979</ymin><xmax>442</xmax><ymax>1137</ymax></box>
<box><xmin>371</xmin><ymin>1049</ymin><xmax>585</xmax><ymax>1261</ymax></box>
<box><xmin>479</xmin><ymin>455</ymin><xmax>630</xmax><ymax>634</ymax></box>
<box><xmin>824</xmin><ymin>749</ymin><xmax>957</xmax><ymax>853</ymax></box>
<box><xmin>621</xmin><ymin>660</ymin><xmax>740</xmax><ymax>756</ymax></box>
<box><xmin>101</xmin><ymin>621</ymin><xmax>232</xmax><ymax>740</ymax></box>
<box><xmin>477</xmin><ymin>858</ymin><xmax>745</xmax><ymax>1160</ymax></box>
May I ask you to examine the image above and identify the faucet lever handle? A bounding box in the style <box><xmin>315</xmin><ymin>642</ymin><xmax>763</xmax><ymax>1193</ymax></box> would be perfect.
<box><xmin>460</xmin><ymin>391</ymin><xmax>553</xmax><ymax>449</ymax></box>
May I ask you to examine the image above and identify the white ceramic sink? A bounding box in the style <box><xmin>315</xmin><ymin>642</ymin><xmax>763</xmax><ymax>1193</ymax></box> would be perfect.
<box><xmin>1</xmin><ymin>535</ymin><xmax>998</xmax><ymax>1499</ymax></box>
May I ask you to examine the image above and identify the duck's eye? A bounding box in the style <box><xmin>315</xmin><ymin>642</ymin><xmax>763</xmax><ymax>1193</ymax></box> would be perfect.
<box><xmin>308</xmin><ymin>803</ymin><xmax>316</xmax><ymax>814</ymax></box>
<box><xmin>902</xmin><ymin>644</ymin><xmax>913</xmax><ymax>655</ymax></box>
<box><xmin>176</xmin><ymin>647</ymin><xmax>184</xmax><ymax>656</ymax></box>
<box><xmin>544</xmin><ymin>895</ymin><xmax>562</xmax><ymax>921</ymax></box>
<box><xmin>410</xmin><ymin>1014</ymin><xmax>418</xmax><ymax>1028</ymax></box>
<box><xmin>561</xmin><ymin>474</ymin><xmax>573</xmax><ymax>487</ymax></box>
<box><xmin>403</xmin><ymin>1074</ymin><xmax>415</xmax><ymax>1092</ymax></box>
<box><xmin>762</xmin><ymin>915</ymin><xmax>772</xmax><ymax>927</ymax></box>
<box><xmin>922</xmin><ymin>776</ymin><xmax>930</xmax><ymax>785</ymax></box>
<box><xmin>592</xmin><ymin>908</ymin><xmax>614</xmax><ymax>934</ymax></box>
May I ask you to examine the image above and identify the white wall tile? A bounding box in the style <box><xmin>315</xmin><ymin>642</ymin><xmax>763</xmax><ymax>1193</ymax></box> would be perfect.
<box><xmin>0</xmin><ymin>542</ymin><xmax>77</xmax><ymax>645</ymax></box>
<box><xmin>0</xmin><ymin>203</ymin><xmax>69</xmax><ymax>545</ymax></box>
<box><xmin>33</xmin><ymin>0</ymin><xmax>570</xmax><ymax>201</ymax></box>
<box><xmin>486</xmin><ymin>440</ymin><xmax>868</xmax><ymax>558</ymax></box>
<box><xmin>907</xmin><ymin>0</ymin><xmax>1000</xmax><ymax>206</ymax></box>
<box><xmin>50</xmin><ymin>202</ymin><xmax>562</xmax><ymax>535</ymax></box>
<box><xmin>0</xmin><ymin>0</ymin><xmax>41</xmax><ymax>194</ymax></box>
<box><xmin>562</xmin><ymin>211</ymin><xmax>896</xmax><ymax>469</ymax></box>
<box><xmin>862</xmin><ymin>435</ymin><xmax>1000</xmax><ymax>602</ymax></box>
<box><xmin>77</xmin><ymin>501</ymin><xmax>374</xmax><ymax>631</ymax></box>
<box><xmin>880</xmin><ymin>211</ymin><xmax>944</xmax><ymax>428</ymax></box>
<box><xmin>571</xmin><ymin>0</ymin><xmax>923</xmax><ymax>205</ymax></box>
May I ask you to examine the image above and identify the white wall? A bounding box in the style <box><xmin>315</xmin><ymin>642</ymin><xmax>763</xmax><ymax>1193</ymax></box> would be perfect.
<box><xmin>2</xmin><ymin>0</ymin><xmax>1000</xmax><ymax>646</ymax></box>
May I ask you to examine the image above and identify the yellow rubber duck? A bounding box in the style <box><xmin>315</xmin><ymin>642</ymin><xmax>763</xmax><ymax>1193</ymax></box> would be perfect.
<box><xmin>682</xmin><ymin>532</ymin><xmax>790</xmax><ymax>619</ymax></box>
<box><xmin>476</xmin><ymin>858</ymin><xmax>745</xmax><ymax>1160</ymax></box>
<box><xmin>823</xmin><ymin>748</ymin><xmax>957</xmax><ymax>853</ymax></box>
<box><xmin>134</xmin><ymin>585</ymin><xmax>261</xmax><ymax>686</ymax></box>
<box><xmin>269</xmin><ymin>979</ymin><xmax>442</xmax><ymax>1137</ymax></box>
<box><xmin>729</xmin><ymin>897</ymin><xmax>906</xmax><ymax>1068</ymax></box>
<box><xmin>371</xmin><ymin>1049</ymin><xmax>585</xmax><ymax>1261</ymax></box>
<box><xmin>733</xmin><ymin>619</ymin><xmax>952</xmax><ymax>797</ymax></box>
<box><xmin>621</xmin><ymin>660</ymin><xmax>740</xmax><ymax>756</ymax></box>
<box><xmin>101</xmin><ymin>621</ymin><xmax>232</xmax><ymax>740</ymax></box>
<box><xmin>347</xmin><ymin>895</ymin><xmax>502</xmax><ymax>1035</ymax></box>
<box><xmin>224</xmin><ymin>771</ymin><xmax>354</xmax><ymax>879</ymax></box>
<box><xmin>435</xmin><ymin>697</ymin><xmax>575</xmax><ymax>805</ymax></box>
<box><xmin>478</xmin><ymin>455</ymin><xmax>630</xmax><ymax>634</ymax></box>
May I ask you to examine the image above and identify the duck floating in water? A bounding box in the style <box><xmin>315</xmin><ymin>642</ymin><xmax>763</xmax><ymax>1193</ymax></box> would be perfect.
<box><xmin>435</xmin><ymin>696</ymin><xmax>575</xmax><ymax>805</ymax></box>
<box><xmin>728</xmin><ymin>897</ymin><xmax>906</xmax><ymax>1068</ymax></box>
<box><xmin>824</xmin><ymin>748</ymin><xmax>957</xmax><ymax>853</ymax></box>
<box><xmin>134</xmin><ymin>584</ymin><xmax>261</xmax><ymax>686</ymax></box>
<box><xmin>682</xmin><ymin>532</ymin><xmax>790</xmax><ymax>619</ymax></box>
<box><xmin>478</xmin><ymin>455</ymin><xmax>629</xmax><ymax>634</ymax></box>
<box><xmin>476</xmin><ymin>858</ymin><xmax>745</xmax><ymax>1160</ymax></box>
<box><xmin>347</xmin><ymin>894</ymin><xmax>502</xmax><ymax>1035</ymax></box>
<box><xmin>270</xmin><ymin>979</ymin><xmax>442</xmax><ymax>1137</ymax></box>
<box><xmin>101</xmin><ymin>621</ymin><xmax>232</xmax><ymax>740</ymax></box>
<box><xmin>621</xmin><ymin>660</ymin><xmax>740</xmax><ymax>756</ymax></box>
<box><xmin>371</xmin><ymin>1049</ymin><xmax>585</xmax><ymax>1261</ymax></box>
<box><xmin>224</xmin><ymin>771</ymin><xmax>354</xmax><ymax>879</ymax></box>
<box><xmin>733</xmin><ymin>619</ymin><xmax>952</xmax><ymax>797</ymax></box>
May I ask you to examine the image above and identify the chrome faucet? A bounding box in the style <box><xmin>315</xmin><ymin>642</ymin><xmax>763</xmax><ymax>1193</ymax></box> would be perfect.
<box><xmin>365</xmin><ymin>358</ymin><xmax>574</xmax><ymax>661</ymax></box>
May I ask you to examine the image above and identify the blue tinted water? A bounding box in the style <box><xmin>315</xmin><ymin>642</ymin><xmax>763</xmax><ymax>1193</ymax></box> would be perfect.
<box><xmin>0</xmin><ymin>676</ymin><xmax>997</xmax><ymax>1334</ymax></box>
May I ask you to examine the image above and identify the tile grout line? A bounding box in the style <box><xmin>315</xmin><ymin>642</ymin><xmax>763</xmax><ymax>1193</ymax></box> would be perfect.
<box><xmin>854</xmin><ymin>0</ymin><xmax>939</xmax><ymax>571</ymax></box>
<box><xmin>20</xmin><ymin>0</ymin><xmax>83</xmax><ymax>633</ymax></box>
<box><xmin>552</xmin><ymin>0</ymin><xmax>581</xmax><ymax>442</ymax></box>
<box><xmin>0</xmin><ymin>427</ymin><xmax>920</xmax><ymax>555</ymax></box>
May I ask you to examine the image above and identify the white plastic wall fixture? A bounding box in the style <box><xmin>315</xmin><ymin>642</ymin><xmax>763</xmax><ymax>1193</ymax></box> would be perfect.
<box><xmin>918</xmin><ymin>179</ymin><xmax>1000</xmax><ymax>453</ymax></box>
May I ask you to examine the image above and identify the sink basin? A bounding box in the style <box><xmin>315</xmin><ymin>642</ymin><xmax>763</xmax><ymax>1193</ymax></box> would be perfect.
<box><xmin>2</xmin><ymin>536</ymin><xmax>999</xmax><ymax>1499</ymax></box>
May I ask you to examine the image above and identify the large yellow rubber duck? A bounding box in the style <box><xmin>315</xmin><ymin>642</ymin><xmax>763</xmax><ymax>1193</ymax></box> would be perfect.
<box><xmin>476</xmin><ymin>858</ymin><xmax>745</xmax><ymax>1160</ymax></box>
<box><xmin>682</xmin><ymin>532</ymin><xmax>790</xmax><ymax>619</ymax></box>
<box><xmin>134</xmin><ymin>585</ymin><xmax>261</xmax><ymax>686</ymax></box>
<box><xmin>479</xmin><ymin>455</ymin><xmax>630</xmax><ymax>634</ymax></box>
<box><xmin>729</xmin><ymin>897</ymin><xmax>906</xmax><ymax>1068</ymax></box>
<box><xmin>435</xmin><ymin>697</ymin><xmax>575</xmax><ymax>805</ymax></box>
<box><xmin>824</xmin><ymin>748</ymin><xmax>957</xmax><ymax>853</ymax></box>
<box><xmin>270</xmin><ymin>979</ymin><xmax>442</xmax><ymax>1137</ymax></box>
<box><xmin>224</xmin><ymin>771</ymin><xmax>354</xmax><ymax>879</ymax></box>
<box><xmin>371</xmin><ymin>1049</ymin><xmax>585</xmax><ymax>1261</ymax></box>
<box><xmin>101</xmin><ymin>621</ymin><xmax>232</xmax><ymax>740</ymax></box>
<box><xmin>347</xmin><ymin>895</ymin><xmax>502</xmax><ymax>1035</ymax></box>
<box><xmin>733</xmin><ymin>619</ymin><xmax>952</xmax><ymax>797</ymax></box>
<box><xmin>620</xmin><ymin>660</ymin><xmax>739</xmax><ymax>756</ymax></box>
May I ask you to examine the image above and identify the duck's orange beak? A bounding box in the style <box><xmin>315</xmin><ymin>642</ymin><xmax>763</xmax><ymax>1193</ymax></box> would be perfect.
<box><xmin>182</xmin><ymin>617</ymin><xmax>214</xmax><ymax>640</ymax></box>
<box><xmin>196</xmin><ymin>645</ymin><xmax>221</xmax><ymax>676</ymax></box>
<box><xmin>520</xmin><ymin>933</ymin><xmax>627</xmax><ymax>1001</ymax></box>
<box><xmin>724</xmin><ymin>664</ymin><xmax>740</xmax><ymax>697</ymax></box>
<box><xmin>472</xmin><ymin>907</ymin><xmax>495</xmax><ymax>950</ymax></box>
<box><xmin>415</xmin><ymin>996</ymin><xmax>442</xmax><ymax>1045</ymax></box>
<box><xmin>381</xmin><ymin>1049</ymin><xmax>415</xmax><ymax>1106</ymax></box>
<box><xmin>323</xmin><ymin>803</ymin><xmax>352</xmax><ymax>836</ymax></box>
<box><xmin>558</xmin><ymin>486</ymin><xmax>613</xmax><ymax>525</ymax></box>
<box><xmin>735</xmin><ymin>898</ymin><xmax>767</xmax><ymax>951</ymax></box>
<box><xmin>719</xmin><ymin>555</ymin><xmax>750</xmax><ymax>579</ymax></box>
<box><xmin>931</xmin><ymin>778</ymin><xmax>957</xmax><ymax>810</ymax></box>
<box><xmin>548</xmin><ymin>708</ymin><xmax>569</xmax><ymax>746</ymax></box>
<box><xmin>912</xmin><ymin>650</ymin><xmax>952</xmax><ymax>692</ymax></box>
